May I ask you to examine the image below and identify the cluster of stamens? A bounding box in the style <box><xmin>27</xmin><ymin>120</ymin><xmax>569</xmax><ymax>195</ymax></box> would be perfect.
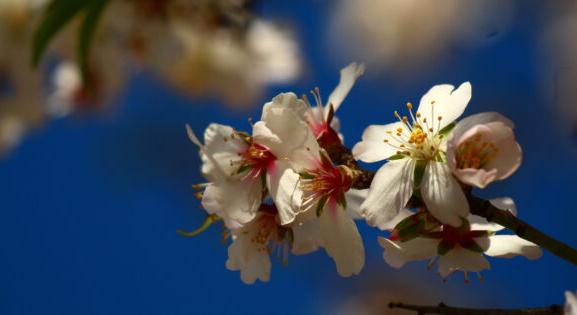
<box><xmin>299</xmin><ymin>156</ymin><xmax>353</xmax><ymax>213</ymax></box>
<box><xmin>245</xmin><ymin>209</ymin><xmax>291</xmax><ymax>264</ymax></box>
<box><xmin>455</xmin><ymin>134</ymin><xmax>499</xmax><ymax>169</ymax></box>
<box><xmin>384</xmin><ymin>102</ymin><xmax>445</xmax><ymax>160</ymax></box>
<box><xmin>235</xmin><ymin>141</ymin><xmax>277</xmax><ymax>180</ymax></box>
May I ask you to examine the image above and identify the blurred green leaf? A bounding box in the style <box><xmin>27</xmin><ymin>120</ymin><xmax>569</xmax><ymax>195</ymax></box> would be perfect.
<box><xmin>78</xmin><ymin>0</ymin><xmax>108</xmax><ymax>79</ymax></box>
<box><xmin>32</xmin><ymin>0</ymin><xmax>108</xmax><ymax>75</ymax></box>
<box><xmin>32</xmin><ymin>0</ymin><xmax>86</xmax><ymax>67</ymax></box>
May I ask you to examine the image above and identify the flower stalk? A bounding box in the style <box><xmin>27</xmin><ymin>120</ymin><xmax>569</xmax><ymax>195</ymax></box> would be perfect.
<box><xmin>388</xmin><ymin>302</ymin><xmax>563</xmax><ymax>315</ymax></box>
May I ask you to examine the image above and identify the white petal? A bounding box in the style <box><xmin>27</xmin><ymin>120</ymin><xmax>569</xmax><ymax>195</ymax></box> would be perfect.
<box><xmin>360</xmin><ymin>159</ymin><xmax>415</xmax><ymax>230</ymax></box>
<box><xmin>345</xmin><ymin>189</ymin><xmax>368</xmax><ymax>219</ymax></box>
<box><xmin>319</xmin><ymin>205</ymin><xmax>365</xmax><ymax>277</ymax></box>
<box><xmin>484</xmin><ymin>139</ymin><xmax>522</xmax><ymax>181</ymax></box>
<box><xmin>267</xmin><ymin>160</ymin><xmax>301</xmax><ymax>225</ymax></box>
<box><xmin>484</xmin><ymin>235</ymin><xmax>542</xmax><ymax>260</ymax></box>
<box><xmin>326</xmin><ymin>62</ymin><xmax>365</xmax><ymax>114</ymax></box>
<box><xmin>379</xmin><ymin>208</ymin><xmax>414</xmax><ymax>231</ymax></box>
<box><xmin>262</xmin><ymin>92</ymin><xmax>308</xmax><ymax>122</ymax></box>
<box><xmin>437</xmin><ymin>248</ymin><xmax>490</xmax><ymax>278</ymax></box>
<box><xmin>565</xmin><ymin>291</ymin><xmax>577</xmax><ymax>315</ymax></box>
<box><xmin>253</xmin><ymin>107</ymin><xmax>320</xmax><ymax>170</ymax></box>
<box><xmin>421</xmin><ymin>161</ymin><xmax>469</xmax><ymax>227</ymax></box>
<box><xmin>352</xmin><ymin>122</ymin><xmax>408</xmax><ymax>163</ymax></box>
<box><xmin>417</xmin><ymin>82</ymin><xmax>471</xmax><ymax>132</ymax></box>
<box><xmin>291</xmin><ymin>217</ymin><xmax>322</xmax><ymax>255</ymax></box>
<box><xmin>377</xmin><ymin>237</ymin><xmax>438</xmax><ymax>268</ymax></box>
<box><xmin>198</xmin><ymin>123</ymin><xmax>248</xmax><ymax>180</ymax></box>
<box><xmin>202</xmin><ymin>179</ymin><xmax>262</xmax><ymax>229</ymax></box>
<box><xmin>469</xmin><ymin>197</ymin><xmax>517</xmax><ymax>232</ymax></box>
<box><xmin>226</xmin><ymin>221</ymin><xmax>272</xmax><ymax>284</ymax></box>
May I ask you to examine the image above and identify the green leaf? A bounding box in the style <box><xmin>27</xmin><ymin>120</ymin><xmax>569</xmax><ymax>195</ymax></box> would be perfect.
<box><xmin>78</xmin><ymin>0</ymin><xmax>108</xmax><ymax>79</ymax></box>
<box><xmin>413</xmin><ymin>160</ymin><xmax>427</xmax><ymax>189</ymax></box>
<box><xmin>388</xmin><ymin>154</ymin><xmax>407</xmax><ymax>161</ymax></box>
<box><xmin>315</xmin><ymin>196</ymin><xmax>328</xmax><ymax>217</ymax></box>
<box><xmin>177</xmin><ymin>214</ymin><xmax>219</xmax><ymax>237</ymax></box>
<box><xmin>437</xmin><ymin>239</ymin><xmax>455</xmax><ymax>256</ymax></box>
<box><xmin>461</xmin><ymin>238</ymin><xmax>485</xmax><ymax>253</ymax></box>
<box><xmin>437</xmin><ymin>122</ymin><xmax>456</xmax><ymax>138</ymax></box>
<box><xmin>32</xmin><ymin>0</ymin><xmax>88</xmax><ymax>67</ymax></box>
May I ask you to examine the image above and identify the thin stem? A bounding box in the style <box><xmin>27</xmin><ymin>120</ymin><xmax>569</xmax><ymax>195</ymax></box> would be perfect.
<box><xmin>468</xmin><ymin>195</ymin><xmax>577</xmax><ymax>266</ymax></box>
<box><xmin>388</xmin><ymin>302</ymin><xmax>563</xmax><ymax>315</ymax></box>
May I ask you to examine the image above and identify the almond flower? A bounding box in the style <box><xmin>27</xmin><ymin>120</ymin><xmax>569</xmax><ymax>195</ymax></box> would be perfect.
<box><xmin>187</xmin><ymin>93</ymin><xmax>314</xmax><ymax>228</ymax></box>
<box><xmin>566</xmin><ymin>291</ymin><xmax>577</xmax><ymax>315</ymax></box>
<box><xmin>259</xmin><ymin>100</ymin><xmax>366</xmax><ymax>277</ymax></box>
<box><xmin>378</xmin><ymin>198</ymin><xmax>542</xmax><ymax>281</ymax></box>
<box><xmin>352</xmin><ymin>82</ymin><xmax>472</xmax><ymax>228</ymax></box>
<box><xmin>300</xmin><ymin>62</ymin><xmax>365</xmax><ymax>147</ymax></box>
<box><xmin>225</xmin><ymin>205</ymin><xmax>289</xmax><ymax>284</ymax></box>
<box><xmin>447</xmin><ymin>112</ymin><xmax>522</xmax><ymax>188</ymax></box>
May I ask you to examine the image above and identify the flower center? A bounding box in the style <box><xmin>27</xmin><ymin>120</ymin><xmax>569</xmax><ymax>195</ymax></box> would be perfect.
<box><xmin>238</xmin><ymin>142</ymin><xmax>277</xmax><ymax>180</ymax></box>
<box><xmin>456</xmin><ymin>135</ymin><xmax>498</xmax><ymax>169</ymax></box>
<box><xmin>299</xmin><ymin>154</ymin><xmax>353</xmax><ymax>213</ymax></box>
<box><xmin>383</xmin><ymin>102</ymin><xmax>445</xmax><ymax>161</ymax></box>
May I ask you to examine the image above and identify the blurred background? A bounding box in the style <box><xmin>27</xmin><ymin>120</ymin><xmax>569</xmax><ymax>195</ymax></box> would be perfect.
<box><xmin>1</xmin><ymin>0</ymin><xmax>577</xmax><ymax>314</ymax></box>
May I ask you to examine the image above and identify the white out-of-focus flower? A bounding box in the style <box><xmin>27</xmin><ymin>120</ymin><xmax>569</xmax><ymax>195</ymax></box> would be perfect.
<box><xmin>378</xmin><ymin>198</ymin><xmax>542</xmax><ymax>281</ymax></box>
<box><xmin>188</xmin><ymin>93</ymin><xmax>314</xmax><ymax>228</ymax></box>
<box><xmin>329</xmin><ymin>0</ymin><xmax>515</xmax><ymax>75</ymax></box>
<box><xmin>447</xmin><ymin>112</ymin><xmax>522</xmax><ymax>188</ymax></box>
<box><xmin>352</xmin><ymin>82</ymin><xmax>472</xmax><ymax>228</ymax></box>
<box><xmin>566</xmin><ymin>290</ymin><xmax>577</xmax><ymax>315</ymax></box>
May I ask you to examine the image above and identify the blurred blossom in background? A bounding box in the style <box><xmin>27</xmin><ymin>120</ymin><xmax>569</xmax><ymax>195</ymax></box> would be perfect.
<box><xmin>0</xmin><ymin>1</ymin><xmax>577</xmax><ymax>315</ymax></box>
<box><xmin>328</xmin><ymin>0</ymin><xmax>516</xmax><ymax>77</ymax></box>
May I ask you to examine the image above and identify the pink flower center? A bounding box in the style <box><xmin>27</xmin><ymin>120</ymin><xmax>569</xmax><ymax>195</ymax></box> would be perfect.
<box><xmin>239</xmin><ymin>142</ymin><xmax>277</xmax><ymax>180</ymax></box>
<box><xmin>300</xmin><ymin>155</ymin><xmax>353</xmax><ymax>212</ymax></box>
<box><xmin>456</xmin><ymin>134</ymin><xmax>498</xmax><ymax>169</ymax></box>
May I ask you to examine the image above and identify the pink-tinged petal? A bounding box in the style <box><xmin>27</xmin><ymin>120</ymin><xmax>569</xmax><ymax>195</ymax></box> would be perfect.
<box><xmin>452</xmin><ymin>168</ymin><xmax>498</xmax><ymax>189</ymax></box>
<box><xmin>379</xmin><ymin>208</ymin><xmax>414</xmax><ymax>231</ymax></box>
<box><xmin>377</xmin><ymin>237</ymin><xmax>438</xmax><ymax>268</ymax></box>
<box><xmin>565</xmin><ymin>291</ymin><xmax>577</xmax><ymax>315</ymax></box>
<box><xmin>421</xmin><ymin>161</ymin><xmax>469</xmax><ymax>227</ymax></box>
<box><xmin>352</xmin><ymin>122</ymin><xmax>409</xmax><ymax>163</ymax></box>
<box><xmin>485</xmin><ymin>138</ymin><xmax>522</xmax><ymax>180</ymax></box>
<box><xmin>319</xmin><ymin>204</ymin><xmax>365</xmax><ymax>277</ymax></box>
<box><xmin>360</xmin><ymin>159</ymin><xmax>415</xmax><ymax>230</ymax></box>
<box><xmin>417</xmin><ymin>82</ymin><xmax>471</xmax><ymax>132</ymax></box>
<box><xmin>202</xmin><ymin>179</ymin><xmax>262</xmax><ymax>229</ymax></box>
<box><xmin>267</xmin><ymin>160</ymin><xmax>301</xmax><ymax>225</ymax></box>
<box><xmin>484</xmin><ymin>235</ymin><xmax>542</xmax><ymax>260</ymax></box>
<box><xmin>327</xmin><ymin>62</ymin><xmax>365</xmax><ymax>114</ymax></box>
<box><xmin>437</xmin><ymin>248</ymin><xmax>490</xmax><ymax>278</ymax></box>
<box><xmin>449</xmin><ymin>112</ymin><xmax>514</xmax><ymax>143</ymax></box>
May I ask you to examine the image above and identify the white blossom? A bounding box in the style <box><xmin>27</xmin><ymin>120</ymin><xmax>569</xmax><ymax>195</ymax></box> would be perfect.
<box><xmin>353</xmin><ymin>82</ymin><xmax>472</xmax><ymax>227</ymax></box>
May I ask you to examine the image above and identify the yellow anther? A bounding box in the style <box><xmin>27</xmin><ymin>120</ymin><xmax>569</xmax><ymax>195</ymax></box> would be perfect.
<box><xmin>438</xmin><ymin>116</ymin><xmax>442</xmax><ymax>121</ymax></box>
<box><xmin>384</xmin><ymin>139</ymin><xmax>389</xmax><ymax>143</ymax></box>
<box><xmin>407</xmin><ymin>102</ymin><xmax>413</xmax><ymax>110</ymax></box>
<box><xmin>396</xmin><ymin>128</ymin><xmax>403</xmax><ymax>132</ymax></box>
<box><xmin>394</xmin><ymin>111</ymin><xmax>401</xmax><ymax>118</ymax></box>
<box><xmin>416</xmin><ymin>112</ymin><xmax>421</xmax><ymax>118</ymax></box>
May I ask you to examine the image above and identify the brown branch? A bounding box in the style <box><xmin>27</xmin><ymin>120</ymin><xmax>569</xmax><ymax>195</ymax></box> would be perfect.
<box><xmin>389</xmin><ymin>302</ymin><xmax>563</xmax><ymax>315</ymax></box>
<box><xmin>329</xmin><ymin>141</ymin><xmax>577</xmax><ymax>266</ymax></box>
<box><xmin>468</xmin><ymin>195</ymin><xmax>577</xmax><ymax>266</ymax></box>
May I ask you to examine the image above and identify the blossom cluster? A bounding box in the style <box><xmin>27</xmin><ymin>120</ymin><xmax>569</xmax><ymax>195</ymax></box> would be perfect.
<box><xmin>186</xmin><ymin>63</ymin><xmax>542</xmax><ymax>284</ymax></box>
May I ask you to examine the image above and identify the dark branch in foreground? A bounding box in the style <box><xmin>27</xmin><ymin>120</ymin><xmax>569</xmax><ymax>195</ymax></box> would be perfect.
<box><xmin>389</xmin><ymin>302</ymin><xmax>563</xmax><ymax>315</ymax></box>
<box><xmin>328</xmin><ymin>141</ymin><xmax>577</xmax><ymax>266</ymax></box>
